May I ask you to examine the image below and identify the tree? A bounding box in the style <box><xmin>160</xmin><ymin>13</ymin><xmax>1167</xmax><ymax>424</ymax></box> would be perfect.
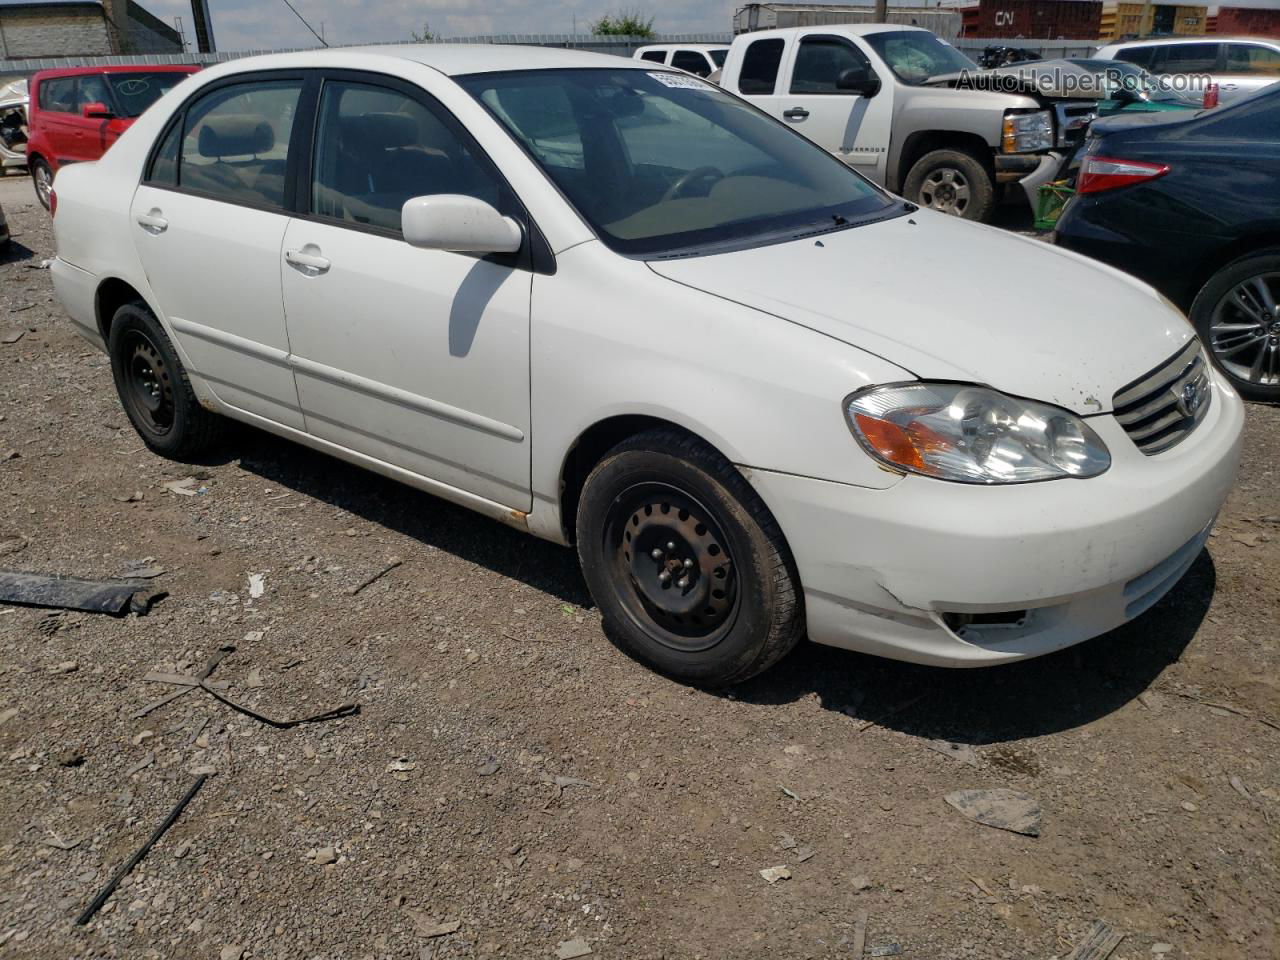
<box><xmin>411</xmin><ymin>21</ymin><xmax>437</xmax><ymax>42</ymax></box>
<box><xmin>590</xmin><ymin>9</ymin><xmax>656</xmax><ymax>37</ymax></box>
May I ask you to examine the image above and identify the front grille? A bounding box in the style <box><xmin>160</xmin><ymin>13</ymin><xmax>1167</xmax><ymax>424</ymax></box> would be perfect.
<box><xmin>1112</xmin><ymin>340</ymin><xmax>1212</xmax><ymax>455</ymax></box>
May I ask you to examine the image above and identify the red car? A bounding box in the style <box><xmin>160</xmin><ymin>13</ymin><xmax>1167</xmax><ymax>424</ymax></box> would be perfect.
<box><xmin>26</xmin><ymin>65</ymin><xmax>199</xmax><ymax>210</ymax></box>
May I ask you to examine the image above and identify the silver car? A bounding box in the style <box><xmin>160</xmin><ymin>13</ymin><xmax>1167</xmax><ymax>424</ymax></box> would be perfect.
<box><xmin>1095</xmin><ymin>36</ymin><xmax>1280</xmax><ymax>102</ymax></box>
<box><xmin>0</xmin><ymin>78</ymin><xmax>28</xmax><ymax>172</ymax></box>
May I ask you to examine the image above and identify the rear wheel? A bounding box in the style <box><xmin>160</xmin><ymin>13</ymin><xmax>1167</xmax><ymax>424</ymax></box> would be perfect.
<box><xmin>903</xmin><ymin>148</ymin><xmax>995</xmax><ymax>222</ymax></box>
<box><xmin>1190</xmin><ymin>249</ymin><xmax>1280</xmax><ymax>403</ymax></box>
<box><xmin>30</xmin><ymin>156</ymin><xmax>52</xmax><ymax>210</ymax></box>
<box><xmin>108</xmin><ymin>301</ymin><xmax>225</xmax><ymax>459</ymax></box>
<box><xmin>576</xmin><ymin>428</ymin><xmax>804</xmax><ymax>687</ymax></box>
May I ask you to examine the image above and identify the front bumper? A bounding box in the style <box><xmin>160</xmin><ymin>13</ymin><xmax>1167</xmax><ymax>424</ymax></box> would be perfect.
<box><xmin>744</xmin><ymin>369</ymin><xmax>1245</xmax><ymax>667</ymax></box>
<box><xmin>993</xmin><ymin>151</ymin><xmax>1065</xmax><ymax>207</ymax></box>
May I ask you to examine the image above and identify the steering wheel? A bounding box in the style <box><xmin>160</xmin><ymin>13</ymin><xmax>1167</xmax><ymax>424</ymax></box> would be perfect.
<box><xmin>661</xmin><ymin>165</ymin><xmax>725</xmax><ymax>202</ymax></box>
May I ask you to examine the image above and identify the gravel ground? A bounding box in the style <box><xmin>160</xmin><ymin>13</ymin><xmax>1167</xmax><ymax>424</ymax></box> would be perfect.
<box><xmin>0</xmin><ymin>172</ymin><xmax>1277</xmax><ymax>960</ymax></box>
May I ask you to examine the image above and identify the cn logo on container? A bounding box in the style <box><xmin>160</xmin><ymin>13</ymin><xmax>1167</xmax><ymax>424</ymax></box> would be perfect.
<box><xmin>995</xmin><ymin>11</ymin><xmax>1016</xmax><ymax>26</ymax></box>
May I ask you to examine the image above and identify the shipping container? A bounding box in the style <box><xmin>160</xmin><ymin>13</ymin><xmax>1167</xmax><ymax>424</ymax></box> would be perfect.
<box><xmin>1214</xmin><ymin>5</ymin><xmax>1280</xmax><ymax>38</ymax></box>
<box><xmin>733</xmin><ymin>3</ymin><xmax>963</xmax><ymax>38</ymax></box>
<box><xmin>1100</xmin><ymin>2</ymin><xmax>1209</xmax><ymax>39</ymax></box>
<box><xmin>970</xmin><ymin>0</ymin><xmax>1102</xmax><ymax>39</ymax></box>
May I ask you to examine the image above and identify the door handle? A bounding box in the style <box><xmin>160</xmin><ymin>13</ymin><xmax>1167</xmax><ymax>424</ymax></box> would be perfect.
<box><xmin>136</xmin><ymin>210</ymin><xmax>168</xmax><ymax>234</ymax></box>
<box><xmin>285</xmin><ymin>248</ymin><xmax>331</xmax><ymax>275</ymax></box>
<box><xmin>783</xmin><ymin>107</ymin><xmax>810</xmax><ymax>120</ymax></box>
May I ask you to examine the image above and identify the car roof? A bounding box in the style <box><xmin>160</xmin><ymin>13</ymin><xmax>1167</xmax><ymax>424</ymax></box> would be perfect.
<box><xmin>1103</xmin><ymin>35</ymin><xmax>1278</xmax><ymax>47</ymax></box>
<box><xmin>205</xmin><ymin>44</ymin><xmax>657</xmax><ymax>77</ymax></box>
<box><xmin>737</xmin><ymin>23</ymin><xmax>930</xmax><ymax>38</ymax></box>
<box><xmin>31</xmin><ymin>65</ymin><xmax>199</xmax><ymax>81</ymax></box>
<box><xmin>635</xmin><ymin>43</ymin><xmax>730</xmax><ymax>51</ymax></box>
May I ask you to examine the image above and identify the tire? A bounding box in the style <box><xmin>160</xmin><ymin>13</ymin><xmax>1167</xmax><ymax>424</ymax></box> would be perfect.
<box><xmin>107</xmin><ymin>301</ymin><xmax>226</xmax><ymax>459</ymax></box>
<box><xmin>29</xmin><ymin>156</ymin><xmax>52</xmax><ymax>211</ymax></box>
<box><xmin>903</xmin><ymin>148</ymin><xmax>995</xmax><ymax>222</ymax></box>
<box><xmin>576</xmin><ymin>428</ymin><xmax>804</xmax><ymax>688</ymax></box>
<box><xmin>1189</xmin><ymin>248</ymin><xmax>1280</xmax><ymax>403</ymax></box>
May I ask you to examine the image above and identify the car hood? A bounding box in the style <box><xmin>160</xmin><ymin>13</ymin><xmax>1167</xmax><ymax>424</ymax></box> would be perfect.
<box><xmin>646</xmin><ymin>211</ymin><xmax>1193</xmax><ymax>415</ymax></box>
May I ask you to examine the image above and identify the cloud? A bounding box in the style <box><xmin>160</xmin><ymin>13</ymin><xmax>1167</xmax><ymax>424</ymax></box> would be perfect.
<box><xmin>140</xmin><ymin>0</ymin><xmax>735</xmax><ymax>50</ymax></box>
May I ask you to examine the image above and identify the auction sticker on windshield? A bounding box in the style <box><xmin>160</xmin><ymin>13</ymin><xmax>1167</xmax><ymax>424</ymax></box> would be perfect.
<box><xmin>648</xmin><ymin>72</ymin><xmax>713</xmax><ymax>91</ymax></box>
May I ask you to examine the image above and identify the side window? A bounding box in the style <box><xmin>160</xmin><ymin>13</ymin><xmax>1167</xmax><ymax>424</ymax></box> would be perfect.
<box><xmin>147</xmin><ymin>119</ymin><xmax>181</xmax><ymax>186</ymax></box>
<box><xmin>739</xmin><ymin>38</ymin><xmax>786</xmax><ymax>95</ymax></box>
<box><xmin>75</xmin><ymin>74</ymin><xmax>112</xmax><ymax>111</ymax></box>
<box><xmin>177</xmin><ymin>79</ymin><xmax>302</xmax><ymax>209</ymax></box>
<box><xmin>1114</xmin><ymin>46</ymin><xmax>1155</xmax><ymax>69</ymax></box>
<box><xmin>791</xmin><ymin>36</ymin><xmax>873</xmax><ymax>93</ymax></box>
<box><xmin>1226</xmin><ymin>44</ymin><xmax>1280</xmax><ymax>76</ymax></box>
<box><xmin>672</xmin><ymin>50</ymin><xmax>712</xmax><ymax>77</ymax></box>
<box><xmin>640</xmin><ymin>50</ymin><xmax>667</xmax><ymax>64</ymax></box>
<box><xmin>311</xmin><ymin>80</ymin><xmax>502</xmax><ymax>234</ymax></box>
<box><xmin>39</xmin><ymin>77</ymin><xmax>77</xmax><ymax>113</ymax></box>
<box><xmin>1154</xmin><ymin>43</ymin><xmax>1220</xmax><ymax>74</ymax></box>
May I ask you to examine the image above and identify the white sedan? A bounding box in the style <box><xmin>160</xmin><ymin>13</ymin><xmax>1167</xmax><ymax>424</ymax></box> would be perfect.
<box><xmin>49</xmin><ymin>45</ymin><xmax>1243</xmax><ymax>686</ymax></box>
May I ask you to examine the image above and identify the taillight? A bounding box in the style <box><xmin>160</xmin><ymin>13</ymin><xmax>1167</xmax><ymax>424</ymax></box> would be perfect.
<box><xmin>1076</xmin><ymin>156</ymin><xmax>1170</xmax><ymax>195</ymax></box>
<box><xmin>49</xmin><ymin>189</ymin><xmax>57</xmax><ymax>217</ymax></box>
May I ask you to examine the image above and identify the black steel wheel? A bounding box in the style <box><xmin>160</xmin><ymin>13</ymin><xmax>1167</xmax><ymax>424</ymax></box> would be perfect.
<box><xmin>107</xmin><ymin>301</ymin><xmax>226</xmax><ymax>459</ymax></box>
<box><xmin>1191</xmin><ymin>248</ymin><xmax>1280</xmax><ymax>403</ymax></box>
<box><xmin>576</xmin><ymin>428</ymin><xmax>804</xmax><ymax>687</ymax></box>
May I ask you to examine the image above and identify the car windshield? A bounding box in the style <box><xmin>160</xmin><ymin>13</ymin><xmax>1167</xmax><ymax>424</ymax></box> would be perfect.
<box><xmin>863</xmin><ymin>30</ymin><xmax>976</xmax><ymax>84</ymax></box>
<box><xmin>105</xmin><ymin>72</ymin><xmax>188</xmax><ymax>118</ymax></box>
<box><xmin>458</xmin><ymin>68</ymin><xmax>898</xmax><ymax>257</ymax></box>
<box><xmin>710</xmin><ymin>49</ymin><xmax>728</xmax><ymax>67</ymax></box>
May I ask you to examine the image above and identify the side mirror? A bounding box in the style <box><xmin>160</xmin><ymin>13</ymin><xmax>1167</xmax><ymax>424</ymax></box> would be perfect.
<box><xmin>837</xmin><ymin>68</ymin><xmax>882</xmax><ymax>99</ymax></box>
<box><xmin>401</xmin><ymin>194</ymin><xmax>522</xmax><ymax>254</ymax></box>
<box><xmin>81</xmin><ymin>101</ymin><xmax>112</xmax><ymax>119</ymax></box>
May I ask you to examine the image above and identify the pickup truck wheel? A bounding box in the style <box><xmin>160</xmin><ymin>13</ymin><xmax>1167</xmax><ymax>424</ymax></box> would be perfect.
<box><xmin>1190</xmin><ymin>249</ymin><xmax>1280</xmax><ymax>402</ymax></box>
<box><xmin>904</xmin><ymin>148</ymin><xmax>994</xmax><ymax>222</ymax></box>
<box><xmin>30</xmin><ymin>157</ymin><xmax>53</xmax><ymax>211</ymax></box>
<box><xmin>576</xmin><ymin>428</ymin><xmax>804</xmax><ymax>688</ymax></box>
<box><xmin>108</xmin><ymin>301</ymin><xmax>226</xmax><ymax>459</ymax></box>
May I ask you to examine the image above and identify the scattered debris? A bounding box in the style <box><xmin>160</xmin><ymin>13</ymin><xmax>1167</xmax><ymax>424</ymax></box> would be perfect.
<box><xmin>1151</xmin><ymin>943</ymin><xmax>1173</xmax><ymax>955</ymax></box>
<box><xmin>387</xmin><ymin>758</ymin><xmax>417</xmax><ymax>773</ymax></box>
<box><xmin>349</xmin><ymin>558</ymin><xmax>403</xmax><ymax>596</ymax></box>
<box><xmin>161</xmin><ymin>478</ymin><xmax>199</xmax><ymax>496</ymax></box>
<box><xmin>314</xmin><ymin>846</ymin><xmax>338</xmax><ymax>865</ymax></box>
<box><xmin>781</xmin><ymin>785</ymin><xmax>801</xmax><ymax>801</ymax></box>
<box><xmin>1063</xmin><ymin>920</ymin><xmax>1125</xmax><ymax>960</ymax></box>
<box><xmin>1</xmin><ymin>329</ymin><xmax>24</xmax><ymax>344</ymax></box>
<box><xmin>411</xmin><ymin>916</ymin><xmax>461</xmax><ymax>939</ymax></box>
<box><xmin>125</xmin><ymin>753</ymin><xmax>155</xmax><ymax>776</ymax></box>
<box><xmin>0</xmin><ymin>570</ymin><xmax>162</xmax><ymax>616</ymax></box>
<box><xmin>112</xmin><ymin>491</ymin><xmax>144</xmax><ymax>503</ymax></box>
<box><xmin>1229</xmin><ymin>775</ymin><xmax>1253</xmax><ymax>802</ymax></box>
<box><xmin>852</xmin><ymin>693</ymin><xmax>928</xmax><ymax>733</ymax></box>
<box><xmin>945</xmin><ymin>789</ymin><xmax>1042</xmax><ymax>837</ymax></box>
<box><xmin>76</xmin><ymin>774</ymin><xmax>211</xmax><ymax>926</ymax></box>
<box><xmin>50</xmin><ymin>660</ymin><xmax>78</xmax><ymax>674</ymax></box>
<box><xmin>1137</xmin><ymin>691</ymin><xmax>1163</xmax><ymax>712</ymax></box>
<box><xmin>41</xmin><ymin>832</ymin><xmax>81</xmax><ymax>851</ymax></box>
<box><xmin>0</xmin><ymin>534</ymin><xmax>26</xmax><ymax>556</ymax></box>
<box><xmin>1161</xmin><ymin>688</ymin><xmax>1280</xmax><ymax>732</ymax></box>
<box><xmin>846</xmin><ymin>908</ymin><xmax>868</xmax><ymax>957</ymax></box>
<box><xmin>246</xmin><ymin>667</ymin><xmax>264</xmax><ymax>689</ymax></box>
<box><xmin>851</xmin><ymin>875</ymin><xmax>873</xmax><ymax>891</ymax></box>
<box><xmin>247</xmin><ymin>573</ymin><xmax>265</xmax><ymax>599</ymax></box>
<box><xmin>1180</xmin><ymin>801</ymin><xmax>1198</xmax><ymax>812</ymax></box>
<box><xmin>0</xmin><ymin>707</ymin><xmax>16</xmax><ymax>726</ymax></box>
<box><xmin>921</xmin><ymin>739</ymin><xmax>979</xmax><ymax>766</ymax></box>
<box><xmin>868</xmin><ymin>944</ymin><xmax>902</xmax><ymax>957</ymax></box>
<box><xmin>219</xmin><ymin>945</ymin><xmax>245</xmax><ymax>960</ymax></box>
<box><xmin>969</xmin><ymin>876</ymin><xmax>999</xmax><ymax>900</ymax></box>
<box><xmin>0</xmin><ymin>449</ymin><xmax>18</xmax><ymax>462</ymax></box>
<box><xmin>478</xmin><ymin>757</ymin><xmax>501</xmax><ymax>776</ymax></box>
<box><xmin>118</xmin><ymin>563</ymin><xmax>165</xmax><ymax>580</ymax></box>
<box><xmin>56</xmin><ymin>748</ymin><xmax>85</xmax><ymax>767</ymax></box>
<box><xmin>554</xmin><ymin>939</ymin><xmax>592</xmax><ymax>959</ymax></box>
<box><xmin>760</xmin><ymin>865</ymin><xmax>792</xmax><ymax>884</ymax></box>
<box><xmin>1231</xmin><ymin>533</ymin><xmax>1260</xmax><ymax>548</ymax></box>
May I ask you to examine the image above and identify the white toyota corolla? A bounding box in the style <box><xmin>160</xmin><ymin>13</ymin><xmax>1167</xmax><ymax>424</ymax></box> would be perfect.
<box><xmin>49</xmin><ymin>46</ymin><xmax>1243</xmax><ymax>686</ymax></box>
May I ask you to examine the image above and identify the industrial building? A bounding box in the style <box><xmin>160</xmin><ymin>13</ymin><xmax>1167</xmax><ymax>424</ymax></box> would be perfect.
<box><xmin>0</xmin><ymin>0</ymin><xmax>182</xmax><ymax>59</ymax></box>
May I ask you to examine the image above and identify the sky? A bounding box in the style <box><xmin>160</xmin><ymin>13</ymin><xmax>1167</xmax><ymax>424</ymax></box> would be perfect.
<box><xmin>139</xmin><ymin>0</ymin><xmax>737</xmax><ymax>51</ymax></box>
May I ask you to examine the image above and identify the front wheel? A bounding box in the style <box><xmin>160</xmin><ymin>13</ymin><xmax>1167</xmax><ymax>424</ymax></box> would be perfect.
<box><xmin>903</xmin><ymin>148</ymin><xmax>995</xmax><ymax>222</ymax></box>
<box><xmin>1190</xmin><ymin>249</ymin><xmax>1280</xmax><ymax>403</ymax></box>
<box><xmin>576</xmin><ymin>428</ymin><xmax>804</xmax><ymax>688</ymax></box>
<box><xmin>30</xmin><ymin>156</ymin><xmax>53</xmax><ymax>211</ymax></box>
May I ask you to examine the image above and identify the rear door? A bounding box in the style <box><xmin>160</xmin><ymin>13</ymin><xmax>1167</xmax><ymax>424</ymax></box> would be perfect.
<box><xmin>278</xmin><ymin>72</ymin><xmax>533</xmax><ymax>509</ymax></box>
<box><xmin>130</xmin><ymin>72</ymin><xmax>309</xmax><ymax>429</ymax></box>
<box><xmin>775</xmin><ymin>32</ymin><xmax>893</xmax><ymax>181</ymax></box>
<box><xmin>671</xmin><ymin>49</ymin><xmax>714</xmax><ymax>78</ymax></box>
<box><xmin>729</xmin><ymin>35</ymin><xmax>791</xmax><ymax>118</ymax></box>
<box><xmin>73</xmin><ymin>74</ymin><xmax>118</xmax><ymax>161</ymax></box>
<box><xmin>1221</xmin><ymin>43</ymin><xmax>1280</xmax><ymax>101</ymax></box>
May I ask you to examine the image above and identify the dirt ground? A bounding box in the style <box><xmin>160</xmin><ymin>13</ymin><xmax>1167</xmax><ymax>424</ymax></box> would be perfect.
<box><xmin>0</xmin><ymin>171</ymin><xmax>1277</xmax><ymax>960</ymax></box>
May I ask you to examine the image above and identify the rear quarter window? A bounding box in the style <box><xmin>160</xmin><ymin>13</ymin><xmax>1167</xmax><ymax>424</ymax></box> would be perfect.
<box><xmin>739</xmin><ymin>38</ymin><xmax>786</xmax><ymax>95</ymax></box>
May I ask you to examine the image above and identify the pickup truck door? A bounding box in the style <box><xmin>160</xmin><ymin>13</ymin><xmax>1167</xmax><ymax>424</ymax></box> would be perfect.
<box><xmin>770</xmin><ymin>33</ymin><xmax>895</xmax><ymax>185</ymax></box>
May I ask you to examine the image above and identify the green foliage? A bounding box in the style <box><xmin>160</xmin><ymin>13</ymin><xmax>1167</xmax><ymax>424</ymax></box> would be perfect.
<box><xmin>590</xmin><ymin>9</ymin><xmax>656</xmax><ymax>37</ymax></box>
<box><xmin>411</xmin><ymin>21</ymin><xmax>436</xmax><ymax>42</ymax></box>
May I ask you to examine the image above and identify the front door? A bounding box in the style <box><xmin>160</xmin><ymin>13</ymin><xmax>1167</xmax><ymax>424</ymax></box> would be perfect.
<box><xmin>130</xmin><ymin>74</ymin><xmax>307</xmax><ymax>429</ymax></box>
<box><xmin>280</xmin><ymin>75</ymin><xmax>532</xmax><ymax>510</ymax></box>
<box><xmin>774</xmin><ymin>33</ymin><xmax>894</xmax><ymax>184</ymax></box>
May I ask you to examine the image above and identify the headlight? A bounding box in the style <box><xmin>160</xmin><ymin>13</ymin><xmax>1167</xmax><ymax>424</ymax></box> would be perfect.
<box><xmin>1002</xmin><ymin>110</ymin><xmax>1053</xmax><ymax>153</ymax></box>
<box><xmin>845</xmin><ymin>383</ymin><xmax>1110</xmax><ymax>484</ymax></box>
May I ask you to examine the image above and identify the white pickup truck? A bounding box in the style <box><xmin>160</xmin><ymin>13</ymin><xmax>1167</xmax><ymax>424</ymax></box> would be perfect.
<box><xmin>719</xmin><ymin>24</ymin><xmax>1089</xmax><ymax>221</ymax></box>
